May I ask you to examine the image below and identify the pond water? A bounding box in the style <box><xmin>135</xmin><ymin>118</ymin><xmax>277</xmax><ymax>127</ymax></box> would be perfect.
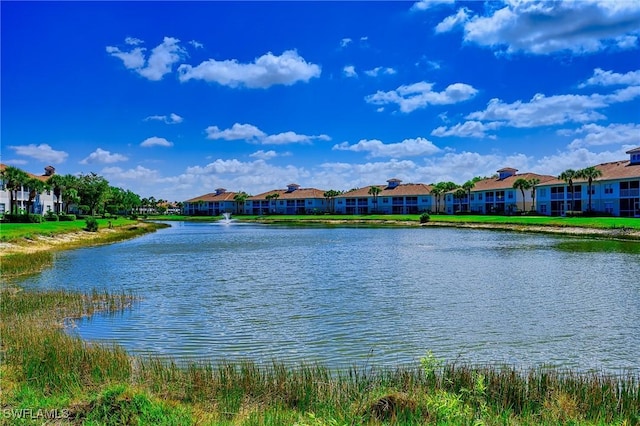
<box><xmin>11</xmin><ymin>221</ymin><xmax>640</xmax><ymax>372</ymax></box>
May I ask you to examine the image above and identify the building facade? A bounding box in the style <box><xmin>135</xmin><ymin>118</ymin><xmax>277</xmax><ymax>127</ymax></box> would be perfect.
<box><xmin>247</xmin><ymin>184</ymin><xmax>327</xmax><ymax>215</ymax></box>
<box><xmin>183</xmin><ymin>188</ymin><xmax>238</xmax><ymax>216</ymax></box>
<box><xmin>0</xmin><ymin>164</ymin><xmax>60</xmax><ymax>215</ymax></box>
<box><xmin>536</xmin><ymin>148</ymin><xmax>640</xmax><ymax>217</ymax></box>
<box><xmin>335</xmin><ymin>179</ymin><xmax>433</xmax><ymax>214</ymax></box>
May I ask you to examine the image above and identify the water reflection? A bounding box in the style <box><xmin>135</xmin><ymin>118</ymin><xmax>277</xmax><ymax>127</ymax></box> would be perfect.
<box><xmin>10</xmin><ymin>222</ymin><xmax>640</xmax><ymax>372</ymax></box>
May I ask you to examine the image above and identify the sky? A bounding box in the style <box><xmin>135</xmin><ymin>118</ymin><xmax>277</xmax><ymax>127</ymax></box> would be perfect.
<box><xmin>1</xmin><ymin>1</ymin><xmax>639</xmax><ymax>202</ymax></box>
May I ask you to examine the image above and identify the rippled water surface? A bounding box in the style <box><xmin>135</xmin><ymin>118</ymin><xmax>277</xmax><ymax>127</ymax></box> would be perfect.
<box><xmin>14</xmin><ymin>222</ymin><xmax>640</xmax><ymax>371</ymax></box>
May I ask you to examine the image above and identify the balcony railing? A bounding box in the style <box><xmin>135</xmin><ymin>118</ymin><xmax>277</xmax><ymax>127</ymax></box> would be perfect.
<box><xmin>620</xmin><ymin>189</ymin><xmax>640</xmax><ymax>197</ymax></box>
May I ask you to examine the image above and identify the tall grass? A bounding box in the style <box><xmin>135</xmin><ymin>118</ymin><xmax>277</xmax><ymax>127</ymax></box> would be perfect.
<box><xmin>2</xmin><ymin>287</ymin><xmax>639</xmax><ymax>425</ymax></box>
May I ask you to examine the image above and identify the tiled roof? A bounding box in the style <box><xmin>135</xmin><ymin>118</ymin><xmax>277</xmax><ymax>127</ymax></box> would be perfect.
<box><xmin>338</xmin><ymin>183</ymin><xmax>433</xmax><ymax>197</ymax></box>
<box><xmin>185</xmin><ymin>191</ymin><xmax>238</xmax><ymax>203</ymax></box>
<box><xmin>469</xmin><ymin>173</ymin><xmax>556</xmax><ymax>192</ymax></box>
<box><xmin>249</xmin><ymin>188</ymin><xmax>327</xmax><ymax>200</ymax></box>
<box><xmin>540</xmin><ymin>161</ymin><xmax>640</xmax><ymax>185</ymax></box>
<box><xmin>626</xmin><ymin>147</ymin><xmax>640</xmax><ymax>154</ymax></box>
<box><xmin>0</xmin><ymin>163</ymin><xmax>53</xmax><ymax>183</ymax></box>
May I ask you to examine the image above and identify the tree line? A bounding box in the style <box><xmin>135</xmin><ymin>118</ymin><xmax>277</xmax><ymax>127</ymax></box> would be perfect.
<box><xmin>0</xmin><ymin>165</ymin><xmax>177</xmax><ymax>219</ymax></box>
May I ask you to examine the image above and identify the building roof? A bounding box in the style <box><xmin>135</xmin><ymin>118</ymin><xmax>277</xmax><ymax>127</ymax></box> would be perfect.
<box><xmin>626</xmin><ymin>147</ymin><xmax>640</xmax><ymax>154</ymax></box>
<box><xmin>185</xmin><ymin>191</ymin><xmax>238</xmax><ymax>203</ymax></box>
<box><xmin>249</xmin><ymin>187</ymin><xmax>327</xmax><ymax>200</ymax></box>
<box><xmin>0</xmin><ymin>163</ymin><xmax>54</xmax><ymax>183</ymax></box>
<box><xmin>338</xmin><ymin>183</ymin><xmax>433</xmax><ymax>198</ymax></box>
<box><xmin>540</xmin><ymin>160</ymin><xmax>640</xmax><ymax>186</ymax></box>
<box><xmin>469</xmin><ymin>172</ymin><xmax>556</xmax><ymax>192</ymax></box>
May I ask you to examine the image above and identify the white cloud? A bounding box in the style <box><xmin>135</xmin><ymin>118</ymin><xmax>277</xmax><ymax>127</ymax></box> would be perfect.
<box><xmin>145</xmin><ymin>113</ymin><xmax>183</xmax><ymax>124</ymax></box>
<box><xmin>107</xmin><ymin>37</ymin><xmax>186</xmax><ymax>81</ymax></box>
<box><xmin>365</xmin><ymin>81</ymin><xmax>478</xmax><ymax>113</ymax></box>
<box><xmin>140</xmin><ymin>136</ymin><xmax>174</xmax><ymax>147</ymax></box>
<box><xmin>431</xmin><ymin>121</ymin><xmax>500</xmax><ymax>139</ymax></box>
<box><xmin>465</xmin><ymin>87</ymin><xmax>640</xmax><ymax>129</ymax></box>
<box><xmin>566</xmin><ymin>123</ymin><xmax>640</xmax><ymax>149</ymax></box>
<box><xmin>8</xmin><ymin>143</ymin><xmax>68</xmax><ymax>163</ymax></box>
<box><xmin>189</xmin><ymin>40</ymin><xmax>204</xmax><ymax>49</ymax></box>
<box><xmin>437</xmin><ymin>1</ymin><xmax>640</xmax><ymax>55</ymax></box>
<box><xmin>364</xmin><ymin>67</ymin><xmax>397</xmax><ymax>77</ymax></box>
<box><xmin>125</xmin><ymin>37</ymin><xmax>143</xmax><ymax>45</ymax></box>
<box><xmin>534</xmin><ymin>147</ymin><xmax>628</xmax><ymax>176</ymax></box>
<box><xmin>579</xmin><ymin>68</ymin><xmax>640</xmax><ymax>88</ymax></box>
<box><xmin>101</xmin><ymin>165</ymin><xmax>160</xmax><ymax>181</ymax></box>
<box><xmin>333</xmin><ymin>137</ymin><xmax>441</xmax><ymax>158</ymax></box>
<box><xmin>411</xmin><ymin>0</ymin><xmax>455</xmax><ymax>12</ymax></box>
<box><xmin>206</xmin><ymin>123</ymin><xmax>266</xmax><ymax>141</ymax></box>
<box><xmin>80</xmin><ymin>148</ymin><xmax>128</xmax><ymax>164</ymax></box>
<box><xmin>249</xmin><ymin>150</ymin><xmax>278</xmax><ymax>160</ymax></box>
<box><xmin>343</xmin><ymin>65</ymin><xmax>357</xmax><ymax>78</ymax></box>
<box><xmin>206</xmin><ymin>123</ymin><xmax>330</xmax><ymax>145</ymax></box>
<box><xmin>177</xmin><ymin>50</ymin><xmax>321</xmax><ymax>88</ymax></box>
<box><xmin>435</xmin><ymin>7</ymin><xmax>470</xmax><ymax>33</ymax></box>
<box><xmin>340</xmin><ymin>38</ymin><xmax>352</xmax><ymax>48</ymax></box>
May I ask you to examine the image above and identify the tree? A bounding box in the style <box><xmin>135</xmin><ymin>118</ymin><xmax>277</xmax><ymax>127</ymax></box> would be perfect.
<box><xmin>431</xmin><ymin>182</ymin><xmax>458</xmax><ymax>213</ymax></box>
<box><xmin>512</xmin><ymin>178</ymin><xmax>531</xmax><ymax>212</ymax></box>
<box><xmin>25</xmin><ymin>177</ymin><xmax>48</xmax><ymax>214</ymax></box>
<box><xmin>1</xmin><ymin>165</ymin><xmax>29</xmax><ymax>214</ymax></box>
<box><xmin>558</xmin><ymin>169</ymin><xmax>578</xmax><ymax>212</ymax></box>
<box><xmin>430</xmin><ymin>186</ymin><xmax>443</xmax><ymax>214</ymax></box>
<box><xmin>77</xmin><ymin>173</ymin><xmax>110</xmax><ymax>216</ymax></box>
<box><xmin>577</xmin><ymin>166</ymin><xmax>603</xmax><ymax>212</ymax></box>
<box><xmin>265</xmin><ymin>192</ymin><xmax>280</xmax><ymax>214</ymax></box>
<box><xmin>453</xmin><ymin>187</ymin><xmax>466</xmax><ymax>213</ymax></box>
<box><xmin>462</xmin><ymin>180</ymin><xmax>476</xmax><ymax>212</ymax></box>
<box><xmin>323</xmin><ymin>189</ymin><xmax>341</xmax><ymax>213</ymax></box>
<box><xmin>234</xmin><ymin>192</ymin><xmax>249</xmax><ymax>214</ymax></box>
<box><xmin>528</xmin><ymin>178</ymin><xmax>540</xmax><ymax>213</ymax></box>
<box><xmin>368</xmin><ymin>186</ymin><xmax>381</xmax><ymax>213</ymax></box>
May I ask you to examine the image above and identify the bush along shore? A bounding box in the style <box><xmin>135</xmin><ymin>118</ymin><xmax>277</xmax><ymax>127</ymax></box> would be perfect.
<box><xmin>1</xmin><ymin>287</ymin><xmax>638</xmax><ymax>425</ymax></box>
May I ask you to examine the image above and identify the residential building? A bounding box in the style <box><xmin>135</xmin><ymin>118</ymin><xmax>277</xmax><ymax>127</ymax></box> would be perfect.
<box><xmin>335</xmin><ymin>179</ymin><xmax>433</xmax><ymax>214</ymax></box>
<box><xmin>183</xmin><ymin>188</ymin><xmax>238</xmax><ymax>216</ymax></box>
<box><xmin>536</xmin><ymin>148</ymin><xmax>640</xmax><ymax>217</ymax></box>
<box><xmin>247</xmin><ymin>183</ymin><xmax>327</xmax><ymax>215</ymax></box>
<box><xmin>445</xmin><ymin>168</ymin><xmax>556</xmax><ymax>214</ymax></box>
<box><xmin>0</xmin><ymin>164</ymin><xmax>60</xmax><ymax>215</ymax></box>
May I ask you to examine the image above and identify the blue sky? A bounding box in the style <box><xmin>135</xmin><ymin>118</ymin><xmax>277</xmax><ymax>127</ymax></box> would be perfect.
<box><xmin>2</xmin><ymin>1</ymin><xmax>639</xmax><ymax>201</ymax></box>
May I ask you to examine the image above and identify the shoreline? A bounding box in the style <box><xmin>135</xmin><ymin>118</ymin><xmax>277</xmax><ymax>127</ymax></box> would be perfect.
<box><xmin>0</xmin><ymin>221</ymin><xmax>167</xmax><ymax>256</ymax></box>
<box><xmin>2</xmin><ymin>219</ymin><xmax>639</xmax><ymax>259</ymax></box>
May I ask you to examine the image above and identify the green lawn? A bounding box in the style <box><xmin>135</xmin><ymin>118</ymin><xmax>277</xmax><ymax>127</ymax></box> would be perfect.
<box><xmin>0</xmin><ymin>218</ymin><xmax>138</xmax><ymax>241</ymax></box>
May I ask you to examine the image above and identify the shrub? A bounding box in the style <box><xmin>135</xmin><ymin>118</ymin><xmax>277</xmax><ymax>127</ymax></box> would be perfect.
<box><xmin>59</xmin><ymin>214</ymin><xmax>76</xmax><ymax>221</ymax></box>
<box><xmin>4</xmin><ymin>214</ymin><xmax>43</xmax><ymax>223</ymax></box>
<box><xmin>85</xmin><ymin>217</ymin><xmax>99</xmax><ymax>232</ymax></box>
<box><xmin>420</xmin><ymin>212</ymin><xmax>431</xmax><ymax>223</ymax></box>
<box><xmin>45</xmin><ymin>211</ymin><xmax>59</xmax><ymax>222</ymax></box>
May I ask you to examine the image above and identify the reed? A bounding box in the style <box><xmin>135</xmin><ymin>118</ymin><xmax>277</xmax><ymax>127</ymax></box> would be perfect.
<box><xmin>2</xmin><ymin>287</ymin><xmax>639</xmax><ymax>425</ymax></box>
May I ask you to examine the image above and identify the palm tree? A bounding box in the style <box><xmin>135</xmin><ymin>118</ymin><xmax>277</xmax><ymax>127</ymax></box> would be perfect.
<box><xmin>558</xmin><ymin>169</ymin><xmax>578</xmax><ymax>213</ymax></box>
<box><xmin>462</xmin><ymin>180</ymin><xmax>475</xmax><ymax>212</ymax></box>
<box><xmin>265</xmin><ymin>192</ymin><xmax>280</xmax><ymax>214</ymax></box>
<box><xmin>512</xmin><ymin>178</ymin><xmax>531</xmax><ymax>212</ymax></box>
<box><xmin>25</xmin><ymin>177</ymin><xmax>48</xmax><ymax>214</ymax></box>
<box><xmin>453</xmin><ymin>187</ymin><xmax>466</xmax><ymax>213</ymax></box>
<box><xmin>1</xmin><ymin>165</ymin><xmax>30</xmax><ymax>215</ymax></box>
<box><xmin>368</xmin><ymin>186</ymin><xmax>381</xmax><ymax>213</ymax></box>
<box><xmin>323</xmin><ymin>189</ymin><xmax>341</xmax><ymax>213</ymax></box>
<box><xmin>430</xmin><ymin>186</ymin><xmax>443</xmax><ymax>213</ymax></box>
<box><xmin>528</xmin><ymin>178</ymin><xmax>540</xmax><ymax>213</ymax></box>
<box><xmin>234</xmin><ymin>192</ymin><xmax>249</xmax><ymax>214</ymax></box>
<box><xmin>577</xmin><ymin>166</ymin><xmax>603</xmax><ymax>212</ymax></box>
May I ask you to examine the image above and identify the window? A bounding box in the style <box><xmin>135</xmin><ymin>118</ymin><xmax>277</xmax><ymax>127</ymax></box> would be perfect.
<box><xmin>382</xmin><ymin>198</ymin><xmax>389</xmax><ymax>203</ymax></box>
<box><xmin>508</xmin><ymin>191</ymin><xmax>514</xmax><ymax>199</ymax></box>
<box><xmin>478</xmin><ymin>193</ymin><xmax>483</xmax><ymax>200</ymax></box>
<box><xmin>470</xmin><ymin>194</ymin><xmax>475</xmax><ymax>201</ymax></box>
<box><xmin>604</xmin><ymin>184</ymin><xmax>613</xmax><ymax>194</ymax></box>
<box><xmin>307</xmin><ymin>200</ymin><xmax>312</xmax><ymax>205</ymax></box>
<box><xmin>538</xmin><ymin>188</ymin><xmax>547</xmax><ymax>197</ymax></box>
<box><xmin>539</xmin><ymin>204</ymin><xmax>547</xmax><ymax>214</ymax></box>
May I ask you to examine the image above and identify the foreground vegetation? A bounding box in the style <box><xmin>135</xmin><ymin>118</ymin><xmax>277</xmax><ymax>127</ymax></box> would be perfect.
<box><xmin>1</xmin><ymin>287</ymin><xmax>638</xmax><ymax>425</ymax></box>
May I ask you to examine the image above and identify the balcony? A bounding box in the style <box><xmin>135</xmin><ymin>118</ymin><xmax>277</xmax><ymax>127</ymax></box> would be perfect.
<box><xmin>620</xmin><ymin>189</ymin><xmax>640</xmax><ymax>197</ymax></box>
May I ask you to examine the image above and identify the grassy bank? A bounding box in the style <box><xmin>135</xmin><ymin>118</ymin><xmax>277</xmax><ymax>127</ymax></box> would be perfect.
<box><xmin>0</xmin><ymin>221</ymin><xmax>168</xmax><ymax>279</ymax></box>
<box><xmin>1</xmin><ymin>287</ymin><xmax>638</xmax><ymax>425</ymax></box>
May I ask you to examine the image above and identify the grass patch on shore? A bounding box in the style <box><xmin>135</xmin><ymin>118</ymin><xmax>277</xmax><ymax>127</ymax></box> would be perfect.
<box><xmin>0</xmin><ymin>218</ymin><xmax>139</xmax><ymax>242</ymax></box>
<box><xmin>0</xmin><ymin>222</ymin><xmax>169</xmax><ymax>279</ymax></box>
<box><xmin>1</xmin><ymin>287</ymin><xmax>638</xmax><ymax>425</ymax></box>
